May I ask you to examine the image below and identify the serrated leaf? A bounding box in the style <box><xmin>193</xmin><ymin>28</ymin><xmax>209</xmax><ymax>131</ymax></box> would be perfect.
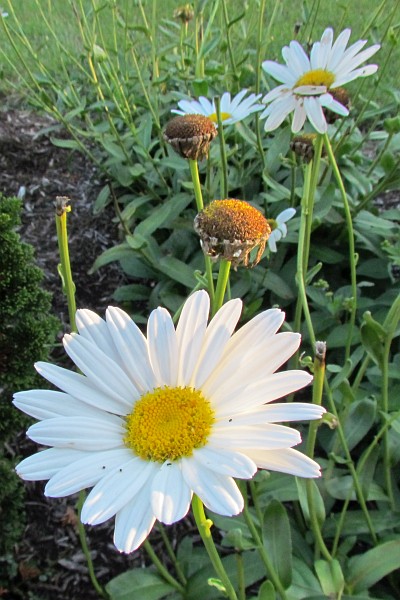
<box><xmin>347</xmin><ymin>540</ymin><xmax>400</xmax><ymax>593</ymax></box>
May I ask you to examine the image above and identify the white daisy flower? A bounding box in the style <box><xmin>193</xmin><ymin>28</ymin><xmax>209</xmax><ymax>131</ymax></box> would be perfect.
<box><xmin>261</xmin><ymin>28</ymin><xmax>380</xmax><ymax>133</ymax></box>
<box><xmin>267</xmin><ymin>208</ymin><xmax>296</xmax><ymax>253</ymax></box>
<box><xmin>172</xmin><ymin>89</ymin><xmax>264</xmax><ymax>125</ymax></box>
<box><xmin>14</xmin><ymin>291</ymin><xmax>325</xmax><ymax>553</ymax></box>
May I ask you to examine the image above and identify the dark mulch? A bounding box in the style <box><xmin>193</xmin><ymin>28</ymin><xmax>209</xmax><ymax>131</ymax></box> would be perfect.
<box><xmin>0</xmin><ymin>108</ymin><xmax>155</xmax><ymax>600</ymax></box>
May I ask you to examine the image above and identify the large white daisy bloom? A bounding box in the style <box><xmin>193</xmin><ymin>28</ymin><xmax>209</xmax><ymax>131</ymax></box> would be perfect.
<box><xmin>268</xmin><ymin>208</ymin><xmax>296</xmax><ymax>253</ymax></box>
<box><xmin>261</xmin><ymin>28</ymin><xmax>380</xmax><ymax>133</ymax></box>
<box><xmin>14</xmin><ymin>291</ymin><xmax>325</xmax><ymax>553</ymax></box>
<box><xmin>172</xmin><ymin>89</ymin><xmax>264</xmax><ymax>125</ymax></box>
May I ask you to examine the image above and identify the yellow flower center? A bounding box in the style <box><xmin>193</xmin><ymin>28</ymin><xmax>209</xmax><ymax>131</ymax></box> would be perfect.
<box><xmin>124</xmin><ymin>386</ymin><xmax>215</xmax><ymax>463</ymax></box>
<box><xmin>209</xmin><ymin>112</ymin><xmax>231</xmax><ymax>123</ymax></box>
<box><xmin>296</xmin><ymin>68</ymin><xmax>335</xmax><ymax>89</ymax></box>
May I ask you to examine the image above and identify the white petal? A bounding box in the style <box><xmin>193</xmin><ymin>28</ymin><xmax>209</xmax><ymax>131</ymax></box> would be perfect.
<box><xmin>147</xmin><ymin>307</ymin><xmax>178</xmax><ymax>386</ymax></box>
<box><xmin>311</xmin><ymin>28</ymin><xmax>333</xmax><ymax>69</ymax></box>
<box><xmin>114</xmin><ymin>485</ymin><xmax>156</xmax><ymax>553</ymax></box>
<box><xmin>106</xmin><ymin>306</ymin><xmax>157</xmax><ymax>393</ymax></box>
<box><xmin>329</xmin><ymin>28</ymin><xmax>351</xmax><ymax>65</ymax></box>
<box><xmin>45</xmin><ymin>448</ymin><xmax>133</xmax><ymax>497</ymax></box>
<box><xmin>190</xmin><ymin>298</ymin><xmax>242</xmax><ymax>388</ymax></box>
<box><xmin>193</xmin><ymin>447</ymin><xmax>256</xmax><ymax>479</ymax></box>
<box><xmin>206</xmin><ymin>332</ymin><xmax>302</xmax><ymax>402</ymax></box>
<box><xmin>304</xmin><ymin>97</ymin><xmax>328</xmax><ymax>133</ymax></box>
<box><xmin>76</xmin><ymin>309</ymin><xmax>120</xmax><ymax>364</ymax></box>
<box><xmin>214</xmin><ymin>370</ymin><xmax>313</xmax><ymax>415</ymax></box>
<box><xmin>263</xmin><ymin>95</ymin><xmax>297</xmax><ymax>131</ymax></box>
<box><xmin>181</xmin><ymin>460</ymin><xmax>244</xmax><ymax>516</ymax></box>
<box><xmin>268</xmin><ymin>232</ymin><xmax>278</xmax><ymax>253</ymax></box>
<box><xmin>285</xmin><ymin>40</ymin><xmax>311</xmax><ymax>74</ymax></box>
<box><xmin>210</xmin><ymin>423</ymin><xmax>301</xmax><ymax>449</ymax></box>
<box><xmin>202</xmin><ymin>308</ymin><xmax>285</xmax><ymax>396</ymax></box>
<box><xmin>262</xmin><ymin>60</ymin><xmax>294</xmax><ymax>85</ymax></box>
<box><xmin>246</xmin><ymin>447</ymin><xmax>322</xmax><ymax>478</ymax></box>
<box><xmin>16</xmin><ymin>448</ymin><xmax>87</xmax><ymax>481</ymax></box>
<box><xmin>81</xmin><ymin>458</ymin><xmax>157</xmax><ymax>525</ymax></box>
<box><xmin>277</xmin><ymin>208</ymin><xmax>296</xmax><ymax>225</ymax></box>
<box><xmin>13</xmin><ymin>389</ymin><xmax>106</xmax><ymax>420</ymax></box>
<box><xmin>320</xmin><ymin>93</ymin><xmax>349</xmax><ymax>116</ymax></box>
<box><xmin>292</xmin><ymin>100</ymin><xmax>306</xmax><ymax>133</ymax></box>
<box><xmin>27</xmin><ymin>416</ymin><xmax>125</xmax><ymax>450</ymax></box>
<box><xmin>262</xmin><ymin>84</ymin><xmax>291</xmax><ymax>104</ymax></box>
<box><xmin>175</xmin><ymin>291</ymin><xmax>210</xmax><ymax>385</ymax></box>
<box><xmin>217</xmin><ymin>402</ymin><xmax>325</xmax><ymax>425</ymax></box>
<box><xmin>151</xmin><ymin>462</ymin><xmax>192</xmax><ymax>524</ymax></box>
<box><xmin>35</xmin><ymin>362</ymin><xmax>131</xmax><ymax>415</ymax></box>
<box><xmin>63</xmin><ymin>333</ymin><xmax>137</xmax><ymax>405</ymax></box>
<box><xmin>334</xmin><ymin>64</ymin><xmax>378</xmax><ymax>87</ymax></box>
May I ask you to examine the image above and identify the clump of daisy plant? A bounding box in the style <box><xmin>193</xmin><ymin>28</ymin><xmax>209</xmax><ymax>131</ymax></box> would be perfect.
<box><xmin>14</xmin><ymin>291</ymin><xmax>325</xmax><ymax>553</ymax></box>
<box><xmin>172</xmin><ymin>89</ymin><xmax>264</xmax><ymax>126</ymax></box>
<box><xmin>260</xmin><ymin>27</ymin><xmax>380</xmax><ymax>133</ymax></box>
<box><xmin>194</xmin><ymin>199</ymin><xmax>271</xmax><ymax>268</ymax></box>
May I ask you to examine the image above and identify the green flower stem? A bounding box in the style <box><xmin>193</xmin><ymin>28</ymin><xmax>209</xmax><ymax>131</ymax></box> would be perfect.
<box><xmin>143</xmin><ymin>540</ymin><xmax>186</xmax><ymax>594</ymax></box>
<box><xmin>55</xmin><ymin>199</ymin><xmax>77</xmax><ymax>333</ymax></box>
<box><xmin>295</xmin><ymin>161</ymin><xmax>316</xmax><ymax>347</ymax></box>
<box><xmin>57</xmin><ymin>206</ymin><xmax>106</xmax><ymax>598</ymax></box>
<box><xmin>221</xmin><ymin>0</ymin><xmax>237</xmax><ymax>79</ymax></box>
<box><xmin>215</xmin><ymin>96</ymin><xmax>229</xmax><ymax>199</ymax></box>
<box><xmin>157</xmin><ymin>523</ymin><xmax>187</xmax><ymax>586</ymax></box>
<box><xmin>236</xmin><ymin>552</ymin><xmax>246</xmax><ymax>600</ymax></box>
<box><xmin>306</xmin><ymin>342</ymin><xmax>332</xmax><ymax>562</ymax></box>
<box><xmin>242</xmin><ymin>505</ymin><xmax>288</xmax><ymax>599</ymax></box>
<box><xmin>323</xmin><ymin>134</ymin><xmax>357</xmax><ymax>361</ymax></box>
<box><xmin>212</xmin><ymin>259</ymin><xmax>231</xmax><ymax>317</ymax></box>
<box><xmin>189</xmin><ymin>159</ymin><xmax>215</xmax><ymax>303</ymax></box>
<box><xmin>191</xmin><ymin>495</ymin><xmax>238</xmax><ymax>600</ymax></box>
<box><xmin>76</xmin><ymin>494</ymin><xmax>108</xmax><ymax>599</ymax></box>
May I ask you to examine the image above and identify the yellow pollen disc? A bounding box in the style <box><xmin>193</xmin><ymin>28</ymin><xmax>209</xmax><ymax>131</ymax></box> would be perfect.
<box><xmin>296</xmin><ymin>69</ymin><xmax>335</xmax><ymax>89</ymax></box>
<box><xmin>124</xmin><ymin>386</ymin><xmax>215</xmax><ymax>463</ymax></box>
<box><xmin>209</xmin><ymin>112</ymin><xmax>231</xmax><ymax>123</ymax></box>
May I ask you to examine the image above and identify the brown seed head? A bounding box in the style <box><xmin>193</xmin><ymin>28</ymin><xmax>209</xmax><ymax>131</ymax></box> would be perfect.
<box><xmin>290</xmin><ymin>133</ymin><xmax>323</xmax><ymax>162</ymax></box>
<box><xmin>164</xmin><ymin>114</ymin><xmax>217</xmax><ymax>161</ymax></box>
<box><xmin>194</xmin><ymin>199</ymin><xmax>271</xmax><ymax>268</ymax></box>
<box><xmin>325</xmin><ymin>87</ymin><xmax>351</xmax><ymax>124</ymax></box>
<box><xmin>173</xmin><ymin>4</ymin><xmax>194</xmax><ymax>23</ymax></box>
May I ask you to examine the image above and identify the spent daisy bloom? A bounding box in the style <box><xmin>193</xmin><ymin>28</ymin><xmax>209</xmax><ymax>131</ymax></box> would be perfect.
<box><xmin>172</xmin><ymin>89</ymin><xmax>264</xmax><ymax>126</ymax></box>
<box><xmin>261</xmin><ymin>27</ymin><xmax>380</xmax><ymax>133</ymax></box>
<box><xmin>267</xmin><ymin>207</ymin><xmax>296</xmax><ymax>253</ymax></box>
<box><xmin>14</xmin><ymin>291</ymin><xmax>325</xmax><ymax>553</ymax></box>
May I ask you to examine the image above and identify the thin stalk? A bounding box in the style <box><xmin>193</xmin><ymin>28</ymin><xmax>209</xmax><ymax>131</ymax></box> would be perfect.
<box><xmin>55</xmin><ymin>198</ymin><xmax>77</xmax><ymax>333</ymax></box>
<box><xmin>192</xmin><ymin>495</ymin><xmax>238</xmax><ymax>600</ymax></box>
<box><xmin>242</xmin><ymin>505</ymin><xmax>288</xmax><ymax>599</ymax></box>
<box><xmin>236</xmin><ymin>552</ymin><xmax>246</xmax><ymax>600</ymax></box>
<box><xmin>215</xmin><ymin>96</ymin><xmax>229</xmax><ymax>198</ymax></box>
<box><xmin>189</xmin><ymin>159</ymin><xmax>215</xmax><ymax>303</ymax></box>
<box><xmin>143</xmin><ymin>540</ymin><xmax>186</xmax><ymax>594</ymax></box>
<box><xmin>221</xmin><ymin>0</ymin><xmax>237</xmax><ymax>78</ymax></box>
<box><xmin>212</xmin><ymin>260</ymin><xmax>231</xmax><ymax>316</ymax></box>
<box><xmin>129</xmin><ymin>45</ymin><xmax>161</xmax><ymax>131</ymax></box>
<box><xmin>295</xmin><ymin>161</ymin><xmax>316</xmax><ymax>347</ymax></box>
<box><xmin>323</xmin><ymin>134</ymin><xmax>357</xmax><ymax>361</ymax></box>
<box><xmin>157</xmin><ymin>523</ymin><xmax>187</xmax><ymax>586</ymax></box>
<box><xmin>306</xmin><ymin>342</ymin><xmax>332</xmax><ymax>562</ymax></box>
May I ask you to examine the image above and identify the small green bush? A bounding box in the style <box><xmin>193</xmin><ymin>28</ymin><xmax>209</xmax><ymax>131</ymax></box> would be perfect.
<box><xmin>0</xmin><ymin>194</ymin><xmax>60</xmax><ymax>585</ymax></box>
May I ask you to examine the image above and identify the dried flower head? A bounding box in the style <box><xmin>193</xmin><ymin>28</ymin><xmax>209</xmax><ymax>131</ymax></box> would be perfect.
<box><xmin>164</xmin><ymin>114</ymin><xmax>217</xmax><ymax>161</ymax></box>
<box><xmin>194</xmin><ymin>199</ymin><xmax>271</xmax><ymax>268</ymax></box>
<box><xmin>290</xmin><ymin>133</ymin><xmax>318</xmax><ymax>162</ymax></box>
<box><xmin>173</xmin><ymin>4</ymin><xmax>194</xmax><ymax>23</ymax></box>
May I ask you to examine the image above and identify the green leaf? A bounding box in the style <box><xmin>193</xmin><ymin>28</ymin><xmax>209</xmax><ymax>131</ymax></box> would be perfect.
<box><xmin>158</xmin><ymin>256</ymin><xmax>196</xmax><ymax>287</ymax></box>
<box><xmin>50</xmin><ymin>137</ymin><xmax>81</xmax><ymax>150</ymax></box>
<box><xmin>93</xmin><ymin>184</ymin><xmax>111</xmax><ymax>214</ymax></box>
<box><xmin>296</xmin><ymin>479</ymin><xmax>325</xmax><ymax>527</ymax></box>
<box><xmin>262</xmin><ymin>500</ymin><xmax>292</xmax><ymax>589</ymax></box>
<box><xmin>325</xmin><ymin>476</ymin><xmax>388</xmax><ymax>502</ymax></box>
<box><xmin>360</xmin><ymin>311</ymin><xmax>386</xmax><ymax>367</ymax></box>
<box><xmin>347</xmin><ymin>540</ymin><xmax>400</xmax><ymax>593</ymax></box>
<box><xmin>285</xmin><ymin>556</ymin><xmax>322</xmax><ymax>599</ymax></box>
<box><xmin>342</xmin><ymin>398</ymin><xmax>377</xmax><ymax>451</ymax></box>
<box><xmin>89</xmin><ymin>242</ymin><xmax>133</xmax><ymax>273</ymax></box>
<box><xmin>315</xmin><ymin>559</ymin><xmax>344</xmax><ymax>597</ymax></box>
<box><xmin>106</xmin><ymin>569</ymin><xmax>175</xmax><ymax>600</ymax></box>
<box><xmin>265</xmin><ymin>271</ymin><xmax>294</xmax><ymax>300</ymax></box>
<box><xmin>257</xmin><ymin>580</ymin><xmax>276</xmax><ymax>600</ymax></box>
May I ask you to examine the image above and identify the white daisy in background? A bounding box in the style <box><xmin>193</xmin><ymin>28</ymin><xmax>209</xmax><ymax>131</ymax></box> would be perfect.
<box><xmin>261</xmin><ymin>28</ymin><xmax>380</xmax><ymax>133</ymax></box>
<box><xmin>267</xmin><ymin>207</ymin><xmax>296</xmax><ymax>252</ymax></box>
<box><xmin>14</xmin><ymin>291</ymin><xmax>325</xmax><ymax>553</ymax></box>
<box><xmin>172</xmin><ymin>89</ymin><xmax>264</xmax><ymax>125</ymax></box>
